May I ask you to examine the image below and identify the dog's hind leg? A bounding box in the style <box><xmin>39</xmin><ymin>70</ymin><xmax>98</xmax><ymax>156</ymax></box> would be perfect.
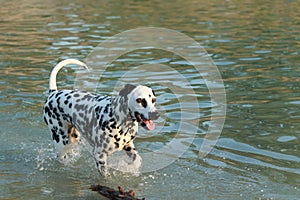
<box><xmin>46</xmin><ymin>121</ymin><xmax>68</xmax><ymax>153</ymax></box>
<box><xmin>45</xmin><ymin>116</ymin><xmax>79</xmax><ymax>162</ymax></box>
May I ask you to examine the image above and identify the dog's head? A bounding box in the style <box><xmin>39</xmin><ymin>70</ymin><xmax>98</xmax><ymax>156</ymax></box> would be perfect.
<box><xmin>119</xmin><ymin>84</ymin><xmax>159</xmax><ymax>130</ymax></box>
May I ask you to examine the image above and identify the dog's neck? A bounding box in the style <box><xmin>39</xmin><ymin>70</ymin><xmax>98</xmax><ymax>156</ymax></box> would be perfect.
<box><xmin>111</xmin><ymin>96</ymin><xmax>136</xmax><ymax>125</ymax></box>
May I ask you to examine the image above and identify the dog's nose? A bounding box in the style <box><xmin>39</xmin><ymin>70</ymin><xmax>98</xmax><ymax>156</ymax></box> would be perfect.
<box><xmin>149</xmin><ymin>111</ymin><xmax>160</xmax><ymax>120</ymax></box>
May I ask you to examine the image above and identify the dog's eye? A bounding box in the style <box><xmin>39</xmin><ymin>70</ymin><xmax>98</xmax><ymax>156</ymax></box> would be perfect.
<box><xmin>152</xmin><ymin>98</ymin><xmax>156</xmax><ymax>103</ymax></box>
<box><xmin>136</xmin><ymin>98</ymin><xmax>142</xmax><ymax>103</ymax></box>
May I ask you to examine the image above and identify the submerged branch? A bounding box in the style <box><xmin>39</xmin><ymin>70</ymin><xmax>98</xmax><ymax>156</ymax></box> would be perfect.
<box><xmin>90</xmin><ymin>184</ymin><xmax>145</xmax><ymax>200</ymax></box>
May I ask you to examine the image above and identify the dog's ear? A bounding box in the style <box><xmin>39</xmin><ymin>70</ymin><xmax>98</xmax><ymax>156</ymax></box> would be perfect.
<box><xmin>119</xmin><ymin>84</ymin><xmax>137</xmax><ymax>96</ymax></box>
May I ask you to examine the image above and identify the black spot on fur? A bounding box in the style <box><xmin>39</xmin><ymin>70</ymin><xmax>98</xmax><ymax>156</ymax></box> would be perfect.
<box><xmin>51</xmin><ymin>127</ymin><xmax>59</xmax><ymax>143</ymax></box>
<box><xmin>44</xmin><ymin>116</ymin><xmax>48</xmax><ymax>125</ymax></box>
<box><xmin>129</xmin><ymin>128</ymin><xmax>135</xmax><ymax>134</ymax></box>
<box><xmin>44</xmin><ymin>106</ymin><xmax>51</xmax><ymax>116</ymax></box>
<box><xmin>54</xmin><ymin>91</ymin><xmax>63</xmax><ymax>99</ymax></box>
<box><xmin>53</xmin><ymin>107</ymin><xmax>57</xmax><ymax>114</ymax></box>
<box><xmin>59</xmin><ymin>129</ymin><xmax>64</xmax><ymax>135</ymax></box>
<box><xmin>124</xmin><ymin>146</ymin><xmax>132</xmax><ymax>151</ymax></box>
<box><xmin>132</xmin><ymin>154</ymin><xmax>137</xmax><ymax>161</ymax></box>
<box><xmin>48</xmin><ymin>100</ymin><xmax>53</xmax><ymax>110</ymax></box>
<box><xmin>71</xmin><ymin>132</ymin><xmax>78</xmax><ymax>138</ymax></box>
<box><xmin>96</xmin><ymin>96</ymin><xmax>108</xmax><ymax>102</ymax></box>
<box><xmin>101</xmin><ymin>120</ymin><xmax>108</xmax><ymax>131</ymax></box>
<box><xmin>73</xmin><ymin>114</ymin><xmax>77</xmax><ymax>124</ymax></box>
<box><xmin>49</xmin><ymin>92</ymin><xmax>55</xmax><ymax>99</ymax></box>
<box><xmin>124</xmin><ymin>129</ymin><xmax>129</xmax><ymax>136</ymax></box>
<box><xmin>110</xmin><ymin>122</ymin><xmax>117</xmax><ymax>129</ymax></box>
<box><xmin>79</xmin><ymin>112</ymin><xmax>84</xmax><ymax>118</ymax></box>
<box><xmin>104</xmin><ymin>104</ymin><xmax>109</xmax><ymax>113</ymax></box>
<box><xmin>109</xmin><ymin>108</ymin><xmax>113</xmax><ymax>118</ymax></box>
<box><xmin>58</xmin><ymin>106</ymin><xmax>64</xmax><ymax>113</ymax></box>
<box><xmin>114</xmin><ymin>135</ymin><xmax>120</xmax><ymax>142</ymax></box>
<box><xmin>119</xmin><ymin>84</ymin><xmax>137</xmax><ymax>97</ymax></box>
<box><xmin>81</xmin><ymin>94</ymin><xmax>93</xmax><ymax>101</ymax></box>
<box><xmin>152</xmin><ymin>89</ymin><xmax>156</xmax><ymax>96</ymax></box>
<box><xmin>74</xmin><ymin>104</ymin><xmax>84</xmax><ymax>111</ymax></box>
<box><xmin>88</xmin><ymin>106</ymin><xmax>93</xmax><ymax>114</ymax></box>
<box><xmin>98</xmin><ymin>160</ymin><xmax>105</xmax><ymax>165</ymax></box>
<box><xmin>103</xmin><ymin>143</ymin><xmax>108</xmax><ymax>149</ymax></box>
<box><xmin>98</xmin><ymin>114</ymin><xmax>104</xmax><ymax>126</ymax></box>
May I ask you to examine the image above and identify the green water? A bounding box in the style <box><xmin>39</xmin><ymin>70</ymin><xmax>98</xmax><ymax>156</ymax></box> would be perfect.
<box><xmin>0</xmin><ymin>0</ymin><xmax>299</xmax><ymax>199</ymax></box>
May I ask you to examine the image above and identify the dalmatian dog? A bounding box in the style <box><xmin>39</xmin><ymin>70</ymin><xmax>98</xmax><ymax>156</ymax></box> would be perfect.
<box><xmin>43</xmin><ymin>59</ymin><xmax>159</xmax><ymax>176</ymax></box>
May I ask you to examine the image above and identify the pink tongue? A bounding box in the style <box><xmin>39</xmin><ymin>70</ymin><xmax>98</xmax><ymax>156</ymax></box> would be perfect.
<box><xmin>145</xmin><ymin>120</ymin><xmax>155</xmax><ymax>130</ymax></box>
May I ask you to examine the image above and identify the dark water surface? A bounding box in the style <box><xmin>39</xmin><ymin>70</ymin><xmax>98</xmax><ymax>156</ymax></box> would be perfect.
<box><xmin>0</xmin><ymin>0</ymin><xmax>299</xmax><ymax>199</ymax></box>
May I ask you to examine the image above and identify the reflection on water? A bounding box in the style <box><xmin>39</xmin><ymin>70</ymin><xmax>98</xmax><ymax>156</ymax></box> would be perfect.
<box><xmin>0</xmin><ymin>0</ymin><xmax>299</xmax><ymax>199</ymax></box>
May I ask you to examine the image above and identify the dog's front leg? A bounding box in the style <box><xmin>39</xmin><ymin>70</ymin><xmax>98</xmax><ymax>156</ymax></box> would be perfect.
<box><xmin>124</xmin><ymin>141</ymin><xmax>142</xmax><ymax>169</ymax></box>
<box><xmin>94</xmin><ymin>149</ymin><xmax>108</xmax><ymax>176</ymax></box>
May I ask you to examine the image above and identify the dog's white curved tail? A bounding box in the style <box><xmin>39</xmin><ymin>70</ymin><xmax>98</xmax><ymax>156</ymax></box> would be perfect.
<box><xmin>49</xmin><ymin>59</ymin><xmax>88</xmax><ymax>91</ymax></box>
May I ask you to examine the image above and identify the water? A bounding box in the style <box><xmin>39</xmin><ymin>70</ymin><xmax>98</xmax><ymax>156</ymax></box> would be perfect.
<box><xmin>0</xmin><ymin>0</ymin><xmax>299</xmax><ymax>199</ymax></box>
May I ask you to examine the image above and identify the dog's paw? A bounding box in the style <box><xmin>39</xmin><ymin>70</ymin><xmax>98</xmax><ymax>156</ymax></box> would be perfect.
<box><xmin>124</xmin><ymin>153</ymin><xmax>142</xmax><ymax>173</ymax></box>
<box><xmin>108</xmin><ymin>153</ymin><xmax>142</xmax><ymax>174</ymax></box>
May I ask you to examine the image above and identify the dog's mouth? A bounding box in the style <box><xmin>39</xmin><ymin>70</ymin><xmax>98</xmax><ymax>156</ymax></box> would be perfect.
<box><xmin>134</xmin><ymin>112</ymin><xmax>155</xmax><ymax>131</ymax></box>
